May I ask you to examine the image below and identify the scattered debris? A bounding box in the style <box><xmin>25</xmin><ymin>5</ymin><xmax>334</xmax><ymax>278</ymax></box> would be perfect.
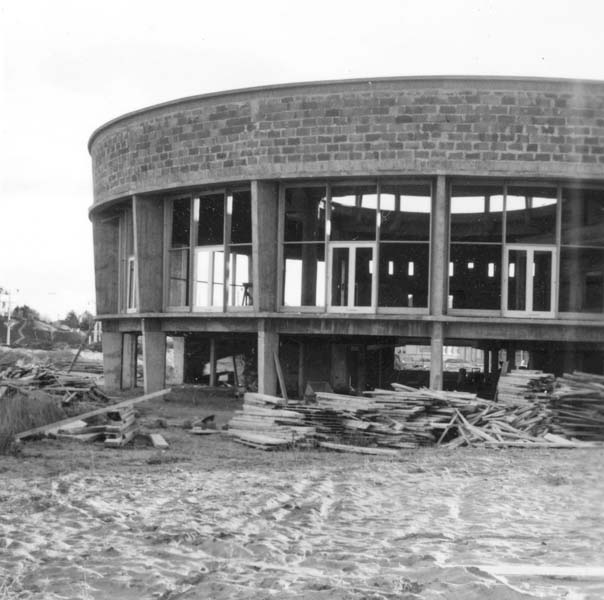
<box><xmin>149</xmin><ymin>433</ymin><xmax>169</xmax><ymax>449</ymax></box>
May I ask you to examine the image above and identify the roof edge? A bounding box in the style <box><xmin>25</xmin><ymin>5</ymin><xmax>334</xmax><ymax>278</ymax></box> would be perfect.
<box><xmin>87</xmin><ymin>74</ymin><xmax>604</xmax><ymax>153</ymax></box>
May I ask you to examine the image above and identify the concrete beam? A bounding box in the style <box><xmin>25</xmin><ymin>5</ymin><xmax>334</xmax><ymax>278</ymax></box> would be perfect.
<box><xmin>251</xmin><ymin>181</ymin><xmax>279</xmax><ymax>311</ymax></box>
<box><xmin>133</xmin><ymin>195</ymin><xmax>164</xmax><ymax>313</ymax></box>
<box><xmin>102</xmin><ymin>331</ymin><xmax>122</xmax><ymax>391</ymax></box>
<box><xmin>429</xmin><ymin>322</ymin><xmax>444</xmax><ymax>390</ymax></box>
<box><xmin>142</xmin><ymin>319</ymin><xmax>166</xmax><ymax>393</ymax></box>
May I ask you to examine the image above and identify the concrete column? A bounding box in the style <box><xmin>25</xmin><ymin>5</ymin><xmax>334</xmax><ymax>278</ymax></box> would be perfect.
<box><xmin>142</xmin><ymin>319</ymin><xmax>166</xmax><ymax>393</ymax></box>
<box><xmin>429</xmin><ymin>322</ymin><xmax>444</xmax><ymax>390</ymax></box>
<box><xmin>102</xmin><ymin>331</ymin><xmax>122</xmax><ymax>391</ymax></box>
<box><xmin>170</xmin><ymin>336</ymin><xmax>185</xmax><ymax>385</ymax></box>
<box><xmin>429</xmin><ymin>175</ymin><xmax>449</xmax><ymax>316</ymax></box>
<box><xmin>257</xmin><ymin>321</ymin><xmax>278</xmax><ymax>395</ymax></box>
<box><xmin>297</xmin><ymin>341</ymin><xmax>305</xmax><ymax>399</ymax></box>
<box><xmin>121</xmin><ymin>333</ymin><xmax>138</xmax><ymax>389</ymax></box>
<box><xmin>330</xmin><ymin>343</ymin><xmax>349</xmax><ymax>392</ymax></box>
<box><xmin>133</xmin><ymin>195</ymin><xmax>164</xmax><ymax>313</ymax></box>
<box><xmin>251</xmin><ymin>181</ymin><xmax>279</xmax><ymax>311</ymax></box>
<box><xmin>92</xmin><ymin>217</ymin><xmax>120</xmax><ymax>315</ymax></box>
<box><xmin>209</xmin><ymin>337</ymin><xmax>217</xmax><ymax>387</ymax></box>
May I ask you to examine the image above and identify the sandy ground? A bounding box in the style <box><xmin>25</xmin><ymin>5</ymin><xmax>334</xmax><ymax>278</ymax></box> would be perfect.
<box><xmin>1</xmin><ymin>390</ymin><xmax>603</xmax><ymax>600</ymax></box>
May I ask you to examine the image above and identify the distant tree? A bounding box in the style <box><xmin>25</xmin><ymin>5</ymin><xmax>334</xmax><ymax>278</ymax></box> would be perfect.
<box><xmin>78</xmin><ymin>310</ymin><xmax>95</xmax><ymax>332</ymax></box>
<box><xmin>11</xmin><ymin>305</ymin><xmax>40</xmax><ymax>320</ymax></box>
<box><xmin>62</xmin><ymin>310</ymin><xmax>80</xmax><ymax>329</ymax></box>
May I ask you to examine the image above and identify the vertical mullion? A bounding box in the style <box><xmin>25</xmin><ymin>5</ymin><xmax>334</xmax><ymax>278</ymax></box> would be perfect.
<box><xmin>349</xmin><ymin>247</ymin><xmax>356</xmax><ymax>308</ymax></box>
<box><xmin>526</xmin><ymin>248</ymin><xmax>534</xmax><ymax>312</ymax></box>
<box><xmin>325</xmin><ymin>183</ymin><xmax>332</xmax><ymax>310</ymax></box>
<box><xmin>554</xmin><ymin>184</ymin><xmax>562</xmax><ymax>316</ymax></box>
<box><xmin>223</xmin><ymin>192</ymin><xmax>231</xmax><ymax>310</ymax></box>
<box><xmin>190</xmin><ymin>197</ymin><xmax>197</xmax><ymax>311</ymax></box>
<box><xmin>501</xmin><ymin>184</ymin><xmax>508</xmax><ymax>313</ymax></box>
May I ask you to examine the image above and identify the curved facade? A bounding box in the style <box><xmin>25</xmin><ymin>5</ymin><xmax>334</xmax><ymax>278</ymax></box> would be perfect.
<box><xmin>90</xmin><ymin>77</ymin><xmax>604</xmax><ymax>394</ymax></box>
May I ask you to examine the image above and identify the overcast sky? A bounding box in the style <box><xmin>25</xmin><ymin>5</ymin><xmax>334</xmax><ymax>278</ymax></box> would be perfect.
<box><xmin>1</xmin><ymin>0</ymin><xmax>603</xmax><ymax>320</ymax></box>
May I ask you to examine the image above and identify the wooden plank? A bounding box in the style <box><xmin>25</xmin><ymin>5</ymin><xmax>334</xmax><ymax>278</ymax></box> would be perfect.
<box><xmin>149</xmin><ymin>433</ymin><xmax>169</xmax><ymax>449</ymax></box>
<box><xmin>319</xmin><ymin>442</ymin><xmax>400</xmax><ymax>456</ymax></box>
<box><xmin>105</xmin><ymin>427</ymin><xmax>138</xmax><ymax>448</ymax></box>
<box><xmin>15</xmin><ymin>388</ymin><xmax>171</xmax><ymax>440</ymax></box>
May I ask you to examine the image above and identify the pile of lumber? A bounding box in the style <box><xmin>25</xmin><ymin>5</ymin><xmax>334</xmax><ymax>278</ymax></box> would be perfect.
<box><xmin>549</xmin><ymin>371</ymin><xmax>604</xmax><ymax>441</ymax></box>
<box><xmin>229</xmin><ymin>380</ymin><xmax>604</xmax><ymax>452</ymax></box>
<box><xmin>0</xmin><ymin>363</ymin><xmax>109</xmax><ymax>405</ymax></box>
<box><xmin>496</xmin><ymin>370</ymin><xmax>555</xmax><ymax>405</ymax></box>
<box><xmin>14</xmin><ymin>389</ymin><xmax>171</xmax><ymax>449</ymax></box>
<box><xmin>227</xmin><ymin>392</ymin><xmax>316</xmax><ymax>449</ymax></box>
<box><xmin>53</xmin><ymin>406</ymin><xmax>138</xmax><ymax>447</ymax></box>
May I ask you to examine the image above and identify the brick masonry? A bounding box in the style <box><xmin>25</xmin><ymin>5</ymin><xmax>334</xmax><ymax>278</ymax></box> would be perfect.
<box><xmin>89</xmin><ymin>77</ymin><xmax>604</xmax><ymax>208</ymax></box>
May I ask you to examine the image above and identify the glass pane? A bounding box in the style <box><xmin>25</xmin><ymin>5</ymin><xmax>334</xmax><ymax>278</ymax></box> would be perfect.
<box><xmin>354</xmin><ymin>247</ymin><xmax>373</xmax><ymax>307</ymax></box>
<box><xmin>171</xmin><ymin>198</ymin><xmax>191</xmax><ymax>248</ymax></box>
<box><xmin>228</xmin><ymin>245</ymin><xmax>252</xmax><ymax>306</ymax></box>
<box><xmin>212</xmin><ymin>251</ymin><xmax>224</xmax><ymax>306</ymax></box>
<box><xmin>331</xmin><ymin>247</ymin><xmax>349</xmax><ymax>306</ymax></box>
<box><xmin>506</xmin><ymin>186</ymin><xmax>557</xmax><ymax>243</ymax></box>
<box><xmin>533</xmin><ymin>251</ymin><xmax>552</xmax><ymax>312</ymax></box>
<box><xmin>449</xmin><ymin>244</ymin><xmax>502</xmax><ymax>310</ymax></box>
<box><xmin>230</xmin><ymin>191</ymin><xmax>252</xmax><ymax>244</ymax></box>
<box><xmin>559</xmin><ymin>247</ymin><xmax>604</xmax><ymax>313</ymax></box>
<box><xmin>378</xmin><ymin>243</ymin><xmax>429</xmax><ymax>307</ymax></box>
<box><xmin>561</xmin><ymin>188</ymin><xmax>604</xmax><ymax>247</ymax></box>
<box><xmin>380</xmin><ymin>184</ymin><xmax>431</xmax><ymax>241</ymax></box>
<box><xmin>284</xmin><ymin>187</ymin><xmax>326</xmax><ymax>242</ymax></box>
<box><xmin>330</xmin><ymin>185</ymin><xmax>378</xmax><ymax>241</ymax></box>
<box><xmin>450</xmin><ymin>185</ymin><xmax>504</xmax><ymax>243</ymax></box>
<box><xmin>195</xmin><ymin>249</ymin><xmax>210</xmax><ymax>307</ymax></box>
<box><xmin>196</xmin><ymin>194</ymin><xmax>224</xmax><ymax>245</ymax></box>
<box><xmin>507</xmin><ymin>249</ymin><xmax>527</xmax><ymax>311</ymax></box>
<box><xmin>168</xmin><ymin>248</ymin><xmax>189</xmax><ymax>306</ymax></box>
<box><xmin>283</xmin><ymin>243</ymin><xmax>325</xmax><ymax>306</ymax></box>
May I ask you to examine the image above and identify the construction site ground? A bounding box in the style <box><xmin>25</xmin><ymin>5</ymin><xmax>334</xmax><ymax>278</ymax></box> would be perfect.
<box><xmin>1</xmin><ymin>388</ymin><xmax>603</xmax><ymax>600</ymax></box>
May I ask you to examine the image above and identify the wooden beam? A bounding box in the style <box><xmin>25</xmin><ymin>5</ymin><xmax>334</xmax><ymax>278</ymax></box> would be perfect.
<box><xmin>273</xmin><ymin>351</ymin><xmax>288</xmax><ymax>404</ymax></box>
<box><xmin>15</xmin><ymin>388</ymin><xmax>172</xmax><ymax>440</ymax></box>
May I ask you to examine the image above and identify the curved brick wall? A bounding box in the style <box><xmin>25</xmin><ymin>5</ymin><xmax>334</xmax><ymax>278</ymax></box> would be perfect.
<box><xmin>89</xmin><ymin>77</ymin><xmax>604</xmax><ymax>210</ymax></box>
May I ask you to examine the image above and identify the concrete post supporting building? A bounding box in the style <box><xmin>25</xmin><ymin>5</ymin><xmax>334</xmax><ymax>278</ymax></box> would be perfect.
<box><xmin>430</xmin><ymin>322</ymin><xmax>444</xmax><ymax>390</ymax></box>
<box><xmin>251</xmin><ymin>181</ymin><xmax>279</xmax><ymax>311</ymax></box>
<box><xmin>429</xmin><ymin>175</ymin><xmax>449</xmax><ymax>317</ymax></box>
<box><xmin>102</xmin><ymin>331</ymin><xmax>123</xmax><ymax>391</ymax></box>
<box><xmin>330</xmin><ymin>343</ymin><xmax>348</xmax><ymax>392</ymax></box>
<box><xmin>171</xmin><ymin>336</ymin><xmax>185</xmax><ymax>385</ymax></box>
<box><xmin>257</xmin><ymin>320</ymin><xmax>278</xmax><ymax>395</ymax></box>
<box><xmin>141</xmin><ymin>319</ymin><xmax>166</xmax><ymax>393</ymax></box>
<box><xmin>209</xmin><ymin>338</ymin><xmax>217</xmax><ymax>387</ymax></box>
<box><xmin>121</xmin><ymin>333</ymin><xmax>138</xmax><ymax>389</ymax></box>
<box><xmin>133</xmin><ymin>196</ymin><xmax>164</xmax><ymax>313</ymax></box>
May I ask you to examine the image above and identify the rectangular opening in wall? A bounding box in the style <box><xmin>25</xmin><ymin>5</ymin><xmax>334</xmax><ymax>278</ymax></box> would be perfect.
<box><xmin>330</xmin><ymin>184</ymin><xmax>377</xmax><ymax>241</ymax></box>
<box><xmin>168</xmin><ymin>198</ymin><xmax>191</xmax><ymax>307</ymax></box>
<box><xmin>450</xmin><ymin>184</ymin><xmax>504</xmax><ymax>243</ymax></box>
<box><xmin>559</xmin><ymin>246</ymin><xmax>604</xmax><ymax>313</ymax></box>
<box><xmin>379</xmin><ymin>183</ymin><xmax>431</xmax><ymax>241</ymax></box>
<box><xmin>227</xmin><ymin>245</ymin><xmax>253</xmax><ymax>306</ymax></box>
<box><xmin>282</xmin><ymin>243</ymin><xmax>325</xmax><ymax>306</ymax></box>
<box><xmin>506</xmin><ymin>185</ymin><xmax>557</xmax><ymax>244</ymax></box>
<box><xmin>284</xmin><ymin>187</ymin><xmax>326</xmax><ymax>242</ymax></box>
<box><xmin>196</xmin><ymin>193</ymin><xmax>224</xmax><ymax>245</ymax></box>
<box><xmin>378</xmin><ymin>243</ymin><xmax>429</xmax><ymax>307</ymax></box>
<box><xmin>230</xmin><ymin>190</ymin><xmax>252</xmax><ymax>244</ymax></box>
<box><xmin>449</xmin><ymin>244</ymin><xmax>502</xmax><ymax>310</ymax></box>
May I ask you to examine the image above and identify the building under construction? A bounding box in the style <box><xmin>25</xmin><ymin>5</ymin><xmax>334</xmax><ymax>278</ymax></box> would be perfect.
<box><xmin>88</xmin><ymin>76</ymin><xmax>604</xmax><ymax>395</ymax></box>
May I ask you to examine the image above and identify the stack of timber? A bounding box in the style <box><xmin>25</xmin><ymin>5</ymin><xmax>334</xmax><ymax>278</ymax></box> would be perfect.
<box><xmin>0</xmin><ymin>363</ymin><xmax>109</xmax><ymax>405</ymax></box>
<box><xmin>549</xmin><ymin>371</ymin><xmax>604</xmax><ymax>441</ymax></box>
<box><xmin>495</xmin><ymin>370</ymin><xmax>555</xmax><ymax>405</ymax></box>
<box><xmin>227</xmin><ymin>392</ymin><xmax>316</xmax><ymax>450</ymax></box>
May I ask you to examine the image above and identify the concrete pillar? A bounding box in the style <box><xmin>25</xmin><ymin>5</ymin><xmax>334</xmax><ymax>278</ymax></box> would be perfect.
<box><xmin>429</xmin><ymin>322</ymin><xmax>444</xmax><ymax>390</ymax></box>
<box><xmin>330</xmin><ymin>343</ymin><xmax>349</xmax><ymax>392</ymax></box>
<box><xmin>92</xmin><ymin>217</ymin><xmax>120</xmax><ymax>315</ymax></box>
<box><xmin>257</xmin><ymin>321</ymin><xmax>278</xmax><ymax>395</ymax></box>
<box><xmin>142</xmin><ymin>319</ymin><xmax>166</xmax><ymax>393</ymax></box>
<box><xmin>483</xmin><ymin>348</ymin><xmax>490</xmax><ymax>376</ymax></box>
<box><xmin>102</xmin><ymin>331</ymin><xmax>122</xmax><ymax>391</ymax></box>
<box><xmin>121</xmin><ymin>333</ymin><xmax>138</xmax><ymax>389</ymax></box>
<box><xmin>133</xmin><ymin>195</ymin><xmax>164</xmax><ymax>313</ymax></box>
<box><xmin>251</xmin><ymin>181</ymin><xmax>279</xmax><ymax>311</ymax></box>
<box><xmin>297</xmin><ymin>341</ymin><xmax>305</xmax><ymax>399</ymax></box>
<box><xmin>429</xmin><ymin>175</ymin><xmax>449</xmax><ymax>316</ymax></box>
<box><xmin>209</xmin><ymin>337</ymin><xmax>217</xmax><ymax>387</ymax></box>
<box><xmin>505</xmin><ymin>345</ymin><xmax>516</xmax><ymax>371</ymax></box>
<box><xmin>170</xmin><ymin>336</ymin><xmax>185</xmax><ymax>385</ymax></box>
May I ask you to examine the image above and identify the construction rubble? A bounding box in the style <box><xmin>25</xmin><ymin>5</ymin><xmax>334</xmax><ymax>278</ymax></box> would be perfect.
<box><xmin>227</xmin><ymin>370</ymin><xmax>604</xmax><ymax>452</ymax></box>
